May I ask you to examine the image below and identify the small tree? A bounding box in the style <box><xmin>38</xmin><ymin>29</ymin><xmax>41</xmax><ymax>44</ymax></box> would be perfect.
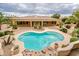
<box><xmin>0</xmin><ymin>12</ymin><xmax>7</xmax><ymax>30</ymax></box>
<box><xmin>75</xmin><ymin>23</ymin><xmax>79</xmax><ymax>28</ymax></box>
<box><xmin>51</xmin><ymin>13</ymin><xmax>60</xmax><ymax>19</ymax></box>
<box><xmin>62</xmin><ymin>17</ymin><xmax>68</xmax><ymax>23</ymax></box>
<box><xmin>72</xmin><ymin>28</ymin><xmax>79</xmax><ymax>38</ymax></box>
<box><xmin>72</xmin><ymin>9</ymin><xmax>79</xmax><ymax>28</ymax></box>
<box><xmin>65</xmin><ymin>16</ymin><xmax>77</xmax><ymax>24</ymax></box>
<box><xmin>70</xmin><ymin>37</ymin><xmax>78</xmax><ymax>42</ymax></box>
<box><xmin>12</xmin><ymin>25</ymin><xmax>17</xmax><ymax>29</ymax></box>
<box><xmin>60</xmin><ymin>28</ymin><xmax>67</xmax><ymax>33</ymax></box>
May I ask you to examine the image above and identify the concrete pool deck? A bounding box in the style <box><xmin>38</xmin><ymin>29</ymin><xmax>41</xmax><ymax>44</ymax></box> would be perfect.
<box><xmin>13</xmin><ymin>27</ymin><xmax>71</xmax><ymax>56</ymax></box>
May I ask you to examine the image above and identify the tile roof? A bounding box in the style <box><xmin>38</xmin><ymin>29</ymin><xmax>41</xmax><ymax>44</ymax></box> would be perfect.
<box><xmin>9</xmin><ymin>16</ymin><xmax>59</xmax><ymax>21</ymax></box>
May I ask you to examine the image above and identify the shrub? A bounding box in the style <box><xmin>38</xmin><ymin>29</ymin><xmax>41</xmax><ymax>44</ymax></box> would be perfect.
<box><xmin>13</xmin><ymin>45</ymin><xmax>19</xmax><ymax>50</ymax></box>
<box><xmin>65</xmin><ymin>25</ymin><xmax>71</xmax><ymax>29</ymax></box>
<box><xmin>75</xmin><ymin>23</ymin><xmax>79</xmax><ymax>28</ymax></box>
<box><xmin>60</xmin><ymin>28</ymin><xmax>67</xmax><ymax>33</ymax></box>
<box><xmin>4</xmin><ymin>31</ymin><xmax>11</xmax><ymax>35</ymax></box>
<box><xmin>65</xmin><ymin>21</ymin><xmax>71</xmax><ymax>24</ymax></box>
<box><xmin>70</xmin><ymin>37</ymin><xmax>78</xmax><ymax>42</ymax></box>
<box><xmin>62</xmin><ymin>44</ymin><xmax>69</xmax><ymax>48</ymax></box>
<box><xmin>77</xmin><ymin>34</ymin><xmax>79</xmax><ymax>38</ymax></box>
<box><xmin>0</xmin><ymin>32</ymin><xmax>5</xmax><ymax>37</ymax></box>
<box><xmin>62</xmin><ymin>17</ymin><xmax>68</xmax><ymax>23</ymax></box>
<box><xmin>12</xmin><ymin>25</ymin><xmax>17</xmax><ymax>29</ymax></box>
<box><xmin>72</xmin><ymin>28</ymin><xmax>79</xmax><ymax>36</ymax></box>
<box><xmin>4</xmin><ymin>31</ymin><xmax>13</xmax><ymax>35</ymax></box>
<box><xmin>76</xmin><ymin>28</ymin><xmax>79</xmax><ymax>34</ymax></box>
<box><xmin>72</xmin><ymin>31</ymin><xmax>77</xmax><ymax>37</ymax></box>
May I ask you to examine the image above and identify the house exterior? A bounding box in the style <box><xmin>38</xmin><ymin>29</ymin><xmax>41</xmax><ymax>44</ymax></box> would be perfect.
<box><xmin>9</xmin><ymin>16</ymin><xmax>61</xmax><ymax>27</ymax></box>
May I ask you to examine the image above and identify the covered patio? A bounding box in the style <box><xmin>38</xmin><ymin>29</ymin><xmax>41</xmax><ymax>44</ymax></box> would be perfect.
<box><xmin>10</xmin><ymin>16</ymin><xmax>61</xmax><ymax>28</ymax></box>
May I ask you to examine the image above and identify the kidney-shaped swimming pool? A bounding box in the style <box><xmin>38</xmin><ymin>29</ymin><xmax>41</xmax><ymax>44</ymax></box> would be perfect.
<box><xmin>18</xmin><ymin>31</ymin><xmax>64</xmax><ymax>51</ymax></box>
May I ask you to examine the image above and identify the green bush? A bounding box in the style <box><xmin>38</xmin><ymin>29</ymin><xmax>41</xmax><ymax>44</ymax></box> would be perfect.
<box><xmin>65</xmin><ymin>21</ymin><xmax>71</xmax><ymax>24</ymax></box>
<box><xmin>72</xmin><ymin>32</ymin><xmax>77</xmax><ymax>37</ymax></box>
<box><xmin>4</xmin><ymin>31</ymin><xmax>10</xmax><ymax>35</ymax></box>
<box><xmin>60</xmin><ymin>28</ymin><xmax>67</xmax><ymax>33</ymax></box>
<box><xmin>62</xmin><ymin>17</ymin><xmax>68</xmax><ymax>23</ymax></box>
<box><xmin>12</xmin><ymin>25</ymin><xmax>17</xmax><ymax>29</ymax></box>
<box><xmin>0</xmin><ymin>32</ymin><xmax>5</xmax><ymax>37</ymax></box>
<box><xmin>70</xmin><ymin>37</ymin><xmax>78</xmax><ymax>42</ymax></box>
<box><xmin>77</xmin><ymin>34</ymin><xmax>79</xmax><ymax>38</ymax></box>
<box><xmin>72</xmin><ymin>28</ymin><xmax>79</xmax><ymax>37</ymax></box>
<box><xmin>0</xmin><ymin>31</ymin><xmax>14</xmax><ymax>37</ymax></box>
<box><xmin>4</xmin><ymin>31</ymin><xmax>14</xmax><ymax>35</ymax></box>
<box><xmin>13</xmin><ymin>45</ymin><xmax>19</xmax><ymax>50</ymax></box>
<box><xmin>76</xmin><ymin>29</ymin><xmax>79</xmax><ymax>34</ymax></box>
<box><xmin>62</xmin><ymin>44</ymin><xmax>69</xmax><ymax>48</ymax></box>
<box><xmin>75</xmin><ymin>23</ymin><xmax>79</xmax><ymax>28</ymax></box>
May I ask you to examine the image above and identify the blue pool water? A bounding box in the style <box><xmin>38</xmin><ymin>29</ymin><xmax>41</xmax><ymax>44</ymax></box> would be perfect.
<box><xmin>18</xmin><ymin>31</ymin><xmax>64</xmax><ymax>51</ymax></box>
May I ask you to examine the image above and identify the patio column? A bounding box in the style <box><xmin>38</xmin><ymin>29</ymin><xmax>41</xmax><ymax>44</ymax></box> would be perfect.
<box><xmin>41</xmin><ymin>21</ymin><xmax>43</xmax><ymax>27</ymax></box>
<box><xmin>12</xmin><ymin>19</ymin><xmax>16</xmax><ymax>25</ymax></box>
<box><xmin>30</xmin><ymin>21</ymin><xmax>32</xmax><ymax>27</ymax></box>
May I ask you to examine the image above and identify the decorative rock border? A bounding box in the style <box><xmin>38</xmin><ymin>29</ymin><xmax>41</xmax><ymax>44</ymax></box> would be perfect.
<box><xmin>22</xmin><ymin>47</ymin><xmax>58</xmax><ymax>56</ymax></box>
<box><xmin>22</xmin><ymin>41</ymin><xmax>79</xmax><ymax>56</ymax></box>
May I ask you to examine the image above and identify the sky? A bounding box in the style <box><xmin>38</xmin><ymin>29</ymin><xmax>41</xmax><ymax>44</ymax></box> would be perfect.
<box><xmin>0</xmin><ymin>3</ymin><xmax>79</xmax><ymax>16</ymax></box>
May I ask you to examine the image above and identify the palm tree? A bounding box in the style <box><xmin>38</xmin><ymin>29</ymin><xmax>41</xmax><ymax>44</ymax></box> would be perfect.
<box><xmin>0</xmin><ymin>12</ymin><xmax>7</xmax><ymax>30</ymax></box>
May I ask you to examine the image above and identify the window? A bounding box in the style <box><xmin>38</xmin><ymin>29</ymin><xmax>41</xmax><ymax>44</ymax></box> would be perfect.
<box><xmin>20</xmin><ymin>21</ymin><xmax>22</xmax><ymax>24</ymax></box>
<box><xmin>43</xmin><ymin>21</ymin><xmax>48</xmax><ymax>26</ymax></box>
<box><xmin>23</xmin><ymin>22</ymin><xmax>25</xmax><ymax>24</ymax></box>
<box><xmin>26</xmin><ymin>22</ymin><xmax>28</xmax><ymax>24</ymax></box>
<box><xmin>52</xmin><ymin>21</ymin><xmax>56</xmax><ymax>24</ymax></box>
<box><xmin>17</xmin><ymin>21</ymin><xmax>21</xmax><ymax>25</ymax></box>
<box><xmin>17</xmin><ymin>21</ymin><xmax>19</xmax><ymax>25</ymax></box>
